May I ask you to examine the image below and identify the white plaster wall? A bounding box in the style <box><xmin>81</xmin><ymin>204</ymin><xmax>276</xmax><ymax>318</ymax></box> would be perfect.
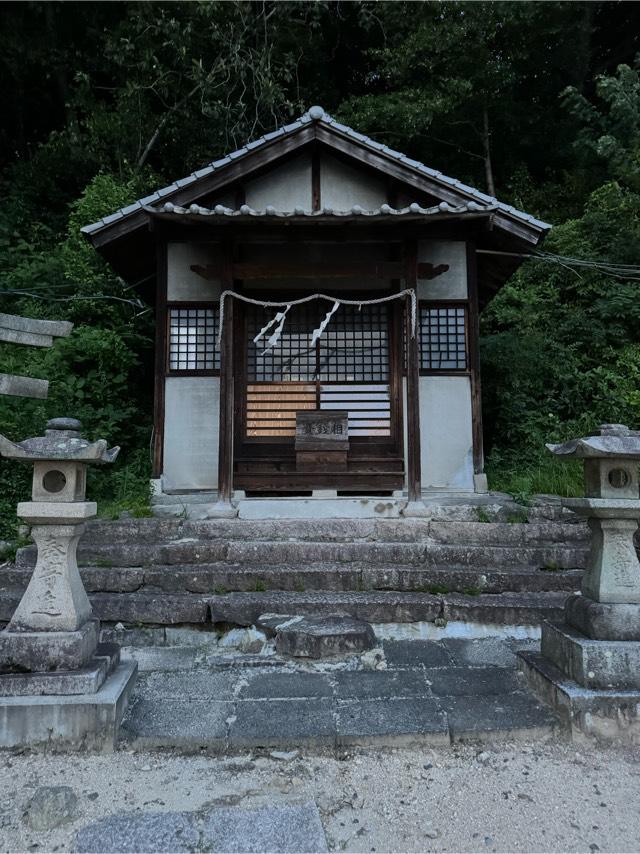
<box><xmin>419</xmin><ymin>375</ymin><xmax>474</xmax><ymax>491</ymax></box>
<box><xmin>417</xmin><ymin>240</ymin><xmax>467</xmax><ymax>300</ymax></box>
<box><xmin>245</xmin><ymin>154</ymin><xmax>312</xmax><ymax>210</ymax></box>
<box><xmin>321</xmin><ymin>153</ymin><xmax>387</xmax><ymax>211</ymax></box>
<box><xmin>163</xmin><ymin>376</ymin><xmax>220</xmax><ymax>492</ymax></box>
<box><xmin>167</xmin><ymin>243</ymin><xmax>222</xmax><ymax>301</ymax></box>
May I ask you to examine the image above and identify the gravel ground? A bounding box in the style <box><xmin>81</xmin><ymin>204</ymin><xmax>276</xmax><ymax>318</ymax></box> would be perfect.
<box><xmin>1</xmin><ymin>740</ymin><xmax>640</xmax><ymax>853</ymax></box>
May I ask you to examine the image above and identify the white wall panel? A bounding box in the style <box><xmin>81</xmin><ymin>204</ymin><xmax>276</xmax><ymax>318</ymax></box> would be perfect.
<box><xmin>245</xmin><ymin>154</ymin><xmax>312</xmax><ymax>210</ymax></box>
<box><xmin>417</xmin><ymin>240</ymin><xmax>467</xmax><ymax>300</ymax></box>
<box><xmin>419</xmin><ymin>375</ymin><xmax>474</xmax><ymax>491</ymax></box>
<box><xmin>167</xmin><ymin>243</ymin><xmax>222</xmax><ymax>301</ymax></box>
<box><xmin>163</xmin><ymin>376</ymin><xmax>219</xmax><ymax>492</ymax></box>
<box><xmin>321</xmin><ymin>153</ymin><xmax>387</xmax><ymax>210</ymax></box>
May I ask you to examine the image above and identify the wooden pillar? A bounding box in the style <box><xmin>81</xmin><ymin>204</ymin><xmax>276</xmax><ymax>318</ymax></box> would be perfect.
<box><xmin>467</xmin><ymin>241</ymin><xmax>486</xmax><ymax>486</ymax></box>
<box><xmin>404</xmin><ymin>239</ymin><xmax>423</xmax><ymax>506</ymax></box>
<box><xmin>152</xmin><ymin>236</ymin><xmax>167</xmax><ymax>479</ymax></box>
<box><xmin>215</xmin><ymin>247</ymin><xmax>237</xmax><ymax>514</ymax></box>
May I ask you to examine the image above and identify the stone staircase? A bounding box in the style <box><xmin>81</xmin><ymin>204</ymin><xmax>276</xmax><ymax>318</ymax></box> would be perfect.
<box><xmin>3</xmin><ymin>514</ymin><xmax>589</xmax><ymax>633</ymax></box>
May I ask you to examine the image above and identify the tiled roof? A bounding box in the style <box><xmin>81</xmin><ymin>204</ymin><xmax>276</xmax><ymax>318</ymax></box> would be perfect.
<box><xmin>147</xmin><ymin>200</ymin><xmax>498</xmax><ymax>221</ymax></box>
<box><xmin>82</xmin><ymin>106</ymin><xmax>551</xmax><ymax>236</ymax></box>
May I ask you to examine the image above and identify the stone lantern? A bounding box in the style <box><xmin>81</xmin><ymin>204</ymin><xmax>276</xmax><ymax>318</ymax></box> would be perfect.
<box><xmin>520</xmin><ymin>424</ymin><xmax>640</xmax><ymax>741</ymax></box>
<box><xmin>0</xmin><ymin>418</ymin><xmax>137</xmax><ymax>750</ymax></box>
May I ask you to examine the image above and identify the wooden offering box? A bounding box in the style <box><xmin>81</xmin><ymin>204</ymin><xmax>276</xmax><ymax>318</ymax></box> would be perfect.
<box><xmin>295</xmin><ymin>411</ymin><xmax>349</xmax><ymax>472</ymax></box>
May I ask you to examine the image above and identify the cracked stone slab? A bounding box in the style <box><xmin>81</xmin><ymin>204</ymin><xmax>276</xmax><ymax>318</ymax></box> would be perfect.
<box><xmin>441</xmin><ymin>691</ymin><xmax>560</xmax><ymax>741</ymax></box>
<box><xmin>383</xmin><ymin>640</ymin><xmax>454</xmax><ymax>668</ymax></box>
<box><xmin>333</xmin><ymin>669</ymin><xmax>431</xmax><ymax>700</ymax></box>
<box><xmin>230</xmin><ymin>698</ymin><xmax>335</xmax><ymax>748</ymax></box>
<box><xmin>121</xmin><ymin>698</ymin><xmax>232</xmax><ymax>749</ymax></box>
<box><xmin>425</xmin><ymin>666</ymin><xmax>524</xmax><ymax>697</ymax></box>
<box><xmin>136</xmin><ymin>669</ymin><xmax>238</xmax><ymax>700</ymax></box>
<box><xmin>336</xmin><ymin>696</ymin><xmax>449</xmax><ymax>746</ymax></box>
<box><xmin>239</xmin><ymin>671</ymin><xmax>333</xmax><ymax>699</ymax></box>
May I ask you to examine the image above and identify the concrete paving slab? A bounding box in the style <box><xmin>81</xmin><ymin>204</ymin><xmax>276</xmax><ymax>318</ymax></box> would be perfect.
<box><xmin>230</xmin><ymin>699</ymin><xmax>335</xmax><ymax>748</ymax></box>
<box><xmin>336</xmin><ymin>697</ymin><xmax>449</xmax><ymax>746</ymax></box>
<box><xmin>440</xmin><ymin>691</ymin><xmax>560</xmax><ymax>741</ymax></box>
<box><xmin>75</xmin><ymin>810</ymin><xmax>199</xmax><ymax>853</ymax></box>
<box><xmin>383</xmin><ymin>640</ymin><xmax>454</xmax><ymax>668</ymax></box>
<box><xmin>122</xmin><ymin>698</ymin><xmax>232</xmax><ymax>749</ymax></box>
<box><xmin>333</xmin><ymin>669</ymin><xmax>431</xmax><ymax>700</ymax></box>
<box><xmin>200</xmin><ymin>801</ymin><xmax>328</xmax><ymax>852</ymax></box>
<box><xmin>425</xmin><ymin>666</ymin><xmax>524</xmax><ymax>696</ymax></box>
<box><xmin>239</xmin><ymin>671</ymin><xmax>333</xmax><ymax>699</ymax></box>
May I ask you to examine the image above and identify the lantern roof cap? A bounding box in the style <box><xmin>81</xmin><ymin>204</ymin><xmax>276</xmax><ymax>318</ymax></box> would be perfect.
<box><xmin>0</xmin><ymin>418</ymin><xmax>119</xmax><ymax>464</ymax></box>
<box><xmin>547</xmin><ymin>425</ymin><xmax>640</xmax><ymax>459</ymax></box>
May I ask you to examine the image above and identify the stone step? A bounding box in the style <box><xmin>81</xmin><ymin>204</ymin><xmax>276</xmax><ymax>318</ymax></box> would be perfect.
<box><xmin>207</xmin><ymin>590</ymin><xmax>568</xmax><ymax>628</ymax></box>
<box><xmin>70</xmin><ymin>517</ymin><xmax>588</xmax><ymax>547</ymax></box>
<box><xmin>0</xmin><ymin>588</ymin><xmax>568</xmax><ymax>628</ymax></box>
<box><xmin>1</xmin><ymin>562</ymin><xmax>583</xmax><ymax>595</ymax></box>
<box><xmin>15</xmin><ymin>539</ymin><xmax>588</xmax><ymax>570</ymax></box>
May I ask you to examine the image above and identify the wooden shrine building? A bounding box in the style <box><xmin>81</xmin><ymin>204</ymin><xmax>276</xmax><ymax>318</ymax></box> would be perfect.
<box><xmin>82</xmin><ymin>106</ymin><xmax>550</xmax><ymax>511</ymax></box>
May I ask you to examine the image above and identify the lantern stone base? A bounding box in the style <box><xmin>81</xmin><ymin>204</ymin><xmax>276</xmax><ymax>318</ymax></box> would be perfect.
<box><xmin>0</xmin><ymin>618</ymin><xmax>99</xmax><ymax>672</ymax></box>
<box><xmin>565</xmin><ymin>593</ymin><xmax>640</xmax><ymax>641</ymax></box>
<box><xmin>0</xmin><ymin>658</ymin><xmax>137</xmax><ymax>752</ymax></box>
<box><xmin>0</xmin><ymin>642</ymin><xmax>119</xmax><ymax>696</ymax></box>
<box><xmin>541</xmin><ymin>621</ymin><xmax>640</xmax><ymax>691</ymax></box>
<box><xmin>518</xmin><ymin>650</ymin><xmax>640</xmax><ymax>743</ymax></box>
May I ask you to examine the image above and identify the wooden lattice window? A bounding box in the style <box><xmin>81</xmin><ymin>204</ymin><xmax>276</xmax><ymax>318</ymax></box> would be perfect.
<box><xmin>246</xmin><ymin>303</ymin><xmax>389</xmax><ymax>382</ymax></box>
<box><xmin>419</xmin><ymin>304</ymin><xmax>467</xmax><ymax>371</ymax></box>
<box><xmin>168</xmin><ymin>306</ymin><xmax>220</xmax><ymax>372</ymax></box>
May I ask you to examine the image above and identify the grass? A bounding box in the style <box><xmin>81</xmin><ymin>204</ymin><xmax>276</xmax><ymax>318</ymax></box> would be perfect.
<box><xmin>475</xmin><ymin>507</ymin><xmax>493</xmax><ymax>523</ymax></box>
<box><xmin>486</xmin><ymin>452</ymin><xmax>583</xmax><ymax>505</ymax></box>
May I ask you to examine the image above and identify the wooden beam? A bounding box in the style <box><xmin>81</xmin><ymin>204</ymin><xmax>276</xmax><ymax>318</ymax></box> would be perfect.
<box><xmin>312</xmin><ymin>148</ymin><xmax>321</xmax><ymax>212</ymax></box>
<box><xmin>404</xmin><ymin>240</ymin><xmax>422</xmax><ymax>503</ymax></box>
<box><xmin>217</xmin><ymin>249</ymin><xmax>235</xmax><ymax>505</ymax></box>
<box><xmin>191</xmin><ymin>261</ymin><xmax>448</xmax><ymax>281</ymax></box>
<box><xmin>467</xmin><ymin>241</ymin><xmax>485</xmax><ymax>475</ymax></box>
<box><xmin>152</xmin><ymin>238</ymin><xmax>168</xmax><ymax>479</ymax></box>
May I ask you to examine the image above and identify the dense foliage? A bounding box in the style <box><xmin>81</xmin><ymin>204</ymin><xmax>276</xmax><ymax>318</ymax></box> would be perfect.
<box><xmin>0</xmin><ymin>1</ymin><xmax>638</xmax><ymax>536</ymax></box>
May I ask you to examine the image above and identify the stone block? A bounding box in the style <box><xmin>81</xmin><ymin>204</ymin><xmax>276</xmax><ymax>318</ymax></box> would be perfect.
<box><xmin>229</xmin><ymin>698</ymin><xmax>335</xmax><ymax>748</ymax></box>
<box><xmin>519</xmin><ymin>650</ymin><xmax>640</xmax><ymax>743</ymax></box>
<box><xmin>138</xmin><ymin>669</ymin><xmax>238</xmax><ymax>700</ymax></box>
<box><xmin>239</xmin><ymin>671</ymin><xmax>333</xmax><ymax>699</ymax></box>
<box><xmin>16</xmin><ymin>501</ymin><xmax>96</xmax><ymax>525</ymax></box>
<box><xmin>336</xmin><ymin>697</ymin><xmax>449</xmax><ymax>746</ymax></box>
<box><xmin>541</xmin><ymin>620</ymin><xmax>640</xmax><ymax>690</ymax></box>
<box><xmin>383</xmin><ymin>640</ymin><xmax>454</xmax><ymax>668</ymax></box>
<box><xmin>441</xmin><ymin>637</ymin><xmax>519</xmax><ymax>667</ymax></box>
<box><xmin>274</xmin><ymin>615</ymin><xmax>376</xmax><ymax>659</ymax></box>
<box><xmin>200</xmin><ymin>802</ymin><xmax>328</xmax><ymax>853</ymax></box>
<box><xmin>0</xmin><ymin>657</ymin><xmax>108</xmax><ymax>696</ymax></box>
<box><xmin>0</xmin><ymin>659</ymin><xmax>136</xmax><ymax>751</ymax></box>
<box><xmin>75</xmin><ymin>802</ymin><xmax>328</xmax><ymax>854</ymax></box>
<box><xmin>76</xmin><ymin>811</ymin><xmax>200</xmax><ymax>853</ymax></box>
<box><xmin>91</xmin><ymin>593</ymin><xmax>208</xmax><ymax>624</ymax></box>
<box><xmin>425</xmin><ymin>666</ymin><xmax>523</xmax><ymax>696</ymax></box>
<box><xmin>565</xmin><ymin>593</ymin><xmax>640</xmax><ymax>641</ymax></box>
<box><xmin>0</xmin><ymin>618</ymin><xmax>99</xmax><ymax>672</ymax></box>
<box><xmin>441</xmin><ymin>691</ymin><xmax>559</xmax><ymax>741</ymax></box>
<box><xmin>333</xmin><ymin>669</ymin><xmax>431</xmax><ymax>700</ymax></box>
<box><xmin>122</xmin><ymin>698</ymin><xmax>232</xmax><ymax>750</ymax></box>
